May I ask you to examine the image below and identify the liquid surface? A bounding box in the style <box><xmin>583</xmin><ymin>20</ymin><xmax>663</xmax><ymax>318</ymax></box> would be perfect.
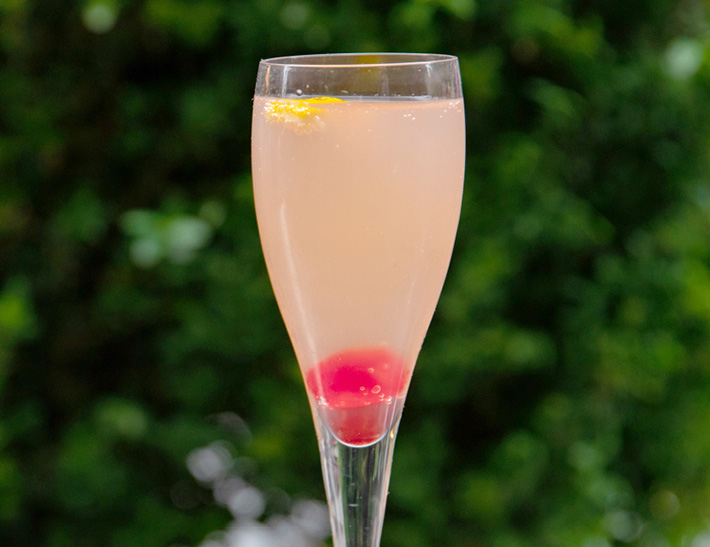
<box><xmin>252</xmin><ymin>97</ymin><xmax>465</xmax><ymax>444</ymax></box>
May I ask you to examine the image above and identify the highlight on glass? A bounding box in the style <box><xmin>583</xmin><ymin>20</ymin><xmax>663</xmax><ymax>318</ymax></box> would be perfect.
<box><xmin>251</xmin><ymin>53</ymin><xmax>465</xmax><ymax>547</ymax></box>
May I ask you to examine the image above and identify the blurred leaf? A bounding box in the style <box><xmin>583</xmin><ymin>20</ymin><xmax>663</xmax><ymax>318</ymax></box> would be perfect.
<box><xmin>121</xmin><ymin>208</ymin><xmax>214</xmax><ymax>267</ymax></box>
<box><xmin>0</xmin><ymin>456</ymin><xmax>22</xmax><ymax>521</ymax></box>
<box><xmin>460</xmin><ymin>47</ymin><xmax>503</xmax><ymax>106</ymax></box>
<box><xmin>0</xmin><ymin>277</ymin><xmax>36</xmax><ymax>341</ymax></box>
<box><xmin>54</xmin><ymin>424</ymin><xmax>130</xmax><ymax>515</ymax></box>
<box><xmin>144</xmin><ymin>0</ymin><xmax>226</xmax><ymax>47</ymax></box>
<box><xmin>51</xmin><ymin>186</ymin><xmax>108</xmax><ymax>244</ymax></box>
<box><xmin>93</xmin><ymin>398</ymin><xmax>149</xmax><ymax>442</ymax></box>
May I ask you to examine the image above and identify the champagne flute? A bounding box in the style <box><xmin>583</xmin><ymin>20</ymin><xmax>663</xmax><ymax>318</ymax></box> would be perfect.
<box><xmin>251</xmin><ymin>53</ymin><xmax>465</xmax><ymax>547</ymax></box>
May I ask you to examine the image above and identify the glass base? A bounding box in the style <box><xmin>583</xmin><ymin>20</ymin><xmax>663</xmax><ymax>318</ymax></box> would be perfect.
<box><xmin>315</xmin><ymin>413</ymin><xmax>401</xmax><ymax>547</ymax></box>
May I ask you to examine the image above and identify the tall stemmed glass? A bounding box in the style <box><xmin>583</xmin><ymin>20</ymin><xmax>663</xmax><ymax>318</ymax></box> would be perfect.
<box><xmin>251</xmin><ymin>53</ymin><xmax>465</xmax><ymax>546</ymax></box>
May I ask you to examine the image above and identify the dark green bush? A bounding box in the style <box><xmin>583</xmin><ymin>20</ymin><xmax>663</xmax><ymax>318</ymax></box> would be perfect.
<box><xmin>2</xmin><ymin>0</ymin><xmax>710</xmax><ymax>545</ymax></box>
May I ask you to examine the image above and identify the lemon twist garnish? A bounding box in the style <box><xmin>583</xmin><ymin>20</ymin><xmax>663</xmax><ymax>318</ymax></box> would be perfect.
<box><xmin>263</xmin><ymin>96</ymin><xmax>344</xmax><ymax>133</ymax></box>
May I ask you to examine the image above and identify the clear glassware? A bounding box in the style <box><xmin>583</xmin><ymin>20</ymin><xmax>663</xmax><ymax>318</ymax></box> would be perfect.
<box><xmin>251</xmin><ymin>53</ymin><xmax>465</xmax><ymax>547</ymax></box>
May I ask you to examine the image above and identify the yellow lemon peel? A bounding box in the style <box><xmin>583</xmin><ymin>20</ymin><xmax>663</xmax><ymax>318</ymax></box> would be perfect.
<box><xmin>263</xmin><ymin>96</ymin><xmax>344</xmax><ymax>133</ymax></box>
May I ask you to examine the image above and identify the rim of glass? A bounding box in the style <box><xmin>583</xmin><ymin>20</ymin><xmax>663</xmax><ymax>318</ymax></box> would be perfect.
<box><xmin>259</xmin><ymin>52</ymin><xmax>458</xmax><ymax>68</ymax></box>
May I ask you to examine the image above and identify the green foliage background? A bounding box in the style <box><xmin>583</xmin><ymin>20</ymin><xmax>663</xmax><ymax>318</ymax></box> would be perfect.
<box><xmin>3</xmin><ymin>0</ymin><xmax>710</xmax><ymax>545</ymax></box>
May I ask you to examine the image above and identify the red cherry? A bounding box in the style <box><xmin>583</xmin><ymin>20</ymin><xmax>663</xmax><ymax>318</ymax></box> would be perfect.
<box><xmin>305</xmin><ymin>347</ymin><xmax>409</xmax><ymax>445</ymax></box>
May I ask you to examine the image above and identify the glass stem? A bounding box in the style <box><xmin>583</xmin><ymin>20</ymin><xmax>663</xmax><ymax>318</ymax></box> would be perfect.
<box><xmin>316</xmin><ymin>420</ymin><xmax>401</xmax><ymax>547</ymax></box>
